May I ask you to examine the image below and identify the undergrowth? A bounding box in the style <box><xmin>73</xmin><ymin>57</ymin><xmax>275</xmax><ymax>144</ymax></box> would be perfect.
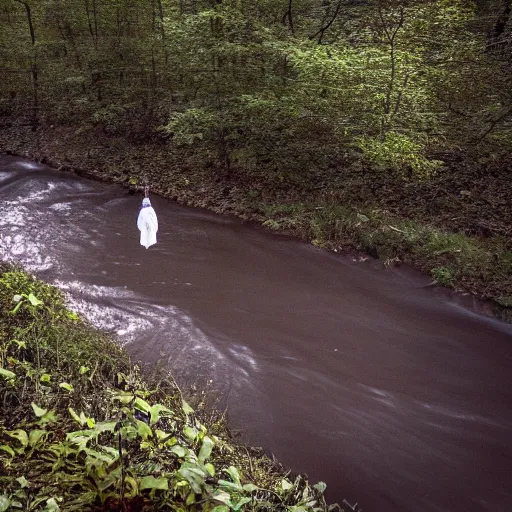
<box><xmin>0</xmin><ymin>265</ymin><xmax>339</xmax><ymax>512</ymax></box>
<box><xmin>259</xmin><ymin>200</ymin><xmax>512</xmax><ymax>307</ymax></box>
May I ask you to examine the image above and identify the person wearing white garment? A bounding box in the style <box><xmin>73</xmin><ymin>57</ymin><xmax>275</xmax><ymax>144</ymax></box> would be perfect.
<box><xmin>137</xmin><ymin>197</ymin><xmax>158</xmax><ymax>249</ymax></box>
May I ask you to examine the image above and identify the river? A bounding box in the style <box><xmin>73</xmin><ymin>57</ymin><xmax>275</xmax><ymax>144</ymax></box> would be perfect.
<box><xmin>1</xmin><ymin>155</ymin><xmax>511</xmax><ymax>512</ymax></box>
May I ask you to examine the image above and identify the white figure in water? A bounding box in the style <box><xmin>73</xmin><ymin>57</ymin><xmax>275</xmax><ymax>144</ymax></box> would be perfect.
<box><xmin>137</xmin><ymin>197</ymin><xmax>158</xmax><ymax>249</ymax></box>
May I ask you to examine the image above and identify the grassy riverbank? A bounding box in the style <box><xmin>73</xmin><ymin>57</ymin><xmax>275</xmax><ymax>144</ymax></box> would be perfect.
<box><xmin>1</xmin><ymin>123</ymin><xmax>511</xmax><ymax>318</ymax></box>
<box><xmin>0</xmin><ymin>264</ymin><xmax>337</xmax><ymax>511</ymax></box>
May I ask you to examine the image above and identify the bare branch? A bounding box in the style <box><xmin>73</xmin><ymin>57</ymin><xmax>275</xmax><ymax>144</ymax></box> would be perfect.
<box><xmin>475</xmin><ymin>105</ymin><xmax>512</xmax><ymax>142</ymax></box>
<box><xmin>282</xmin><ymin>0</ymin><xmax>294</xmax><ymax>34</ymax></box>
<box><xmin>309</xmin><ymin>0</ymin><xmax>344</xmax><ymax>44</ymax></box>
<box><xmin>13</xmin><ymin>0</ymin><xmax>35</xmax><ymax>45</ymax></box>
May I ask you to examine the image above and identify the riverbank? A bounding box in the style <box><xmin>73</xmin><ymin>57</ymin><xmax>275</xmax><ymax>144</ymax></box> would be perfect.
<box><xmin>0</xmin><ymin>263</ymin><xmax>337</xmax><ymax>511</ymax></box>
<box><xmin>1</xmin><ymin>121</ymin><xmax>511</xmax><ymax>318</ymax></box>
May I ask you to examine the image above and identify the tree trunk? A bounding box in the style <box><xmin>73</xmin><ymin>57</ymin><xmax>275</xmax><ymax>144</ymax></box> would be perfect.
<box><xmin>14</xmin><ymin>0</ymin><xmax>38</xmax><ymax>126</ymax></box>
<box><xmin>282</xmin><ymin>0</ymin><xmax>295</xmax><ymax>34</ymax></box>
<box><xmin>378</xmin><ymin>4</ymin><xmax>405</xmax><ymax>134</ymax></box>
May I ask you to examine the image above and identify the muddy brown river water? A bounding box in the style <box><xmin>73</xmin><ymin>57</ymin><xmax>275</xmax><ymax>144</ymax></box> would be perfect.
<box><xmin>1</xmin><ymin>155</ymin><xmax>511</xmax><ymax>511</ymax></box>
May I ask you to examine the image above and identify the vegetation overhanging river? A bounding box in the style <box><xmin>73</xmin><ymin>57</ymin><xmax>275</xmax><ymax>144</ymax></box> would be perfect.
<box><xmin>1</xmin><ymin>155</ymin><xmax>511</xmax><ymax>512</ymax></box>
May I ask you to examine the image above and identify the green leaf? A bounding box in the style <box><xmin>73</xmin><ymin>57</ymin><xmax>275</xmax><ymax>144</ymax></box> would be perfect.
<box><xmin>98</xmin><ymin>467</ymin><xmax>121</xmax><ymax>492</ymax></box>
<box><xmin>124</xmin><ymin>475</ymin><xmax>139</xmax><ymax>497</ymax></box>
<box><xmin>31</xmin><ymin>403</ymin><xmax>47</xmax><ymax>417</ymax></box>
<box><xmin>27</xmin><ymin>293</ymin><xmax>43</xmax><ymax>306</ymax></box>
<box><xmin>68</xmin><ymin>408</ymin><xmax>83</xmax><ymax>425</ymax></box>
<box><xmin>94</xmin><ymin>421</ymin><xmax>117</xmax><ymax>433</ymax></box>
<box><xmin>156</xmin><ymin>430</ymin><xmax>170</xmax><ymax>441</ymax></box>
<box><xmin>170</xmin><ymin>445</ymin><xmax>187</xmax><ymax>458</ymax></box>
<box><xmin>178</xmin><ymin>463</ymin><xmax>207</xmax><ymax>493</ymax></box>
<box><xmin>243</xmin><ymin>483</ymin><xmax>258</xmax><ymax>493</ymax></box>
<box><xmin>59</xmin><ymin>382</ymin><xmax>73</xmax><ymax>392</ymax></box>
<box><xmin>233</xmin><ymin>497</ymin><xmax>251</xmax><ymax>511</ymax></box>
<box><xmin>16</xmin><ymin>476</ymin><xmax>29</xmax><ymax>488</ymax></box>
<box><xmin>84</xmin><ymin>446</ymin><xmax>119</xmax><ymax>467</ymax></box>
<box><xmin>205</xmin><ymin>463</ymin><xmax>215</xmax><ymax>477</ymax></box>
<box><xmin>281</xmin><ymin>479</ymin><xmax>293</xmax><ymax>491</ymax></box>
<box><xmin>224</xmin><ymin>466</ymin><xmax>241</xmax><ymax>487</ymax></box>
<box><xmin>120</xmin><ymin>424</ymin><xmax>138</xmax><ymax>441</ymax></box>
<box><xmin>313</xmin><ymin>481</ymin><xmax>327</xmax><ymax>494</ymax></box>
<box><xmin>79</xmin><ymin>366</ymin><xmax>90</xmax><ymax>375</ymax></box>
<box><xmin>198</xmin><ymin>436</ymin><xmax>214</xmax><ymax>462</ymax></box>
<box><xmin>211</xmin><ymin>507</ymin><xmax>229</xmax><ymax>512</ymax></box>
<box><xmin>182</xmin><ymin>400</ymin><xmax>194</xmax><ymax>415</ymax></box>
<box><xmin>66</xmin><ymin>430</ymin><xmax>98</xmax><ymax>448</ymax></box>
<box><xmin>40</xmin><ymin>373</ymin><xmax>52</xmax><ymax>383</ymax></box>
<box><xmin>84</xmin><ymin>447</ymin><xmax>118</xmax><ymax>467</ymax></box>
<box><xmin>0</xmin><ymin>445</ymin><xmax>15</xmax><ymax>458</ymax></box>
<box><xmin>136</xmin><ymin>420</ymin><xmax>153</xmax><ymax>440</ymax></box>
<box><xmin>8</xmin><ymin>429</ymin><xmax>28</xmax><ymax>447</ymax></box>
<box><xmin>134</xmin><ymin>397</ymin><xmax>151</xmax><ymax>413</ymax></box>
<box><xmin>0</xmin><ymin>496</ymin><xmax>10</xmax><ymax>512</ymax></box>
<box><xmin>113</xmin><ymin>392</ymin><xmax>134</xmax><ymax>404</ymax></box>
<box><xmin>45</xmin><ymin>497</ymin><xmax>60</xmax><ymax>511</ymax></box>
<box><xmin>218</xmin><ymin>479</ymin><xmax>242</xmax><ymax>492</ymax></box>
<box><xmin>0</xmin><ymin>368</ymin><xmax>15</xmax><ymax>380</ymax></box>
<box><xmin>212</xmin><ymin>490</ymin><xmax>231</xmax><ymax>505</ymax></box>
<box><xmin>356</xmin><ymin>213</ymin><xmax>370</xmax><ymax>223</ymax></box>
<box><xmin>67</xmin><ymin>311</ymin><xmax>79</xmax><ymax>321</ymax></box>
<box><xmin>184</xmin><ymin>426</ymin><xmax>198</xmax><ymax>441</ymax></box>
<box><xmin>149</xmin><ymin>404</ymin><xmax>172</xmax><ymax>426</ymax></box>
<box><xmin>186</xmin><ymin>491</ymin><xmax>196</xmax><ymax>506</ymax></box>
<box><xmin>40</xmin><ymin>410</ymin><xmax>58</xmax><ymax>425</ymax></box>
<box><xmin>139</xmin><ymin>476</ymin><xmax>169</xmax><ymax>491</ymax></box>
<box><xmin>29</xmin><ymin>429</ymin><xmax>46</xmax><ymax>447</ymax></box>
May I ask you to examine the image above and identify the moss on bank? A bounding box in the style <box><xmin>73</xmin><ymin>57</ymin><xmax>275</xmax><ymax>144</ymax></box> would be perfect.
<box><xmin>1</xmin><ymin>123</ymin><xmax>511</xmax><ymax>318</ymax></box>
<box><xmin>0</xmin><ymin>264</ymin><xmax>339</xmax><ymax>511</ymax></box>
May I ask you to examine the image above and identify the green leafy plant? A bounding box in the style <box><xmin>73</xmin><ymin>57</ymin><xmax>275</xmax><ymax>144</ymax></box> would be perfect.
<box><xmin>10</xmin><ymin>292</ymin><xmax>43</xmax><ymax>315</ymax></box>
<box><xmin>0</xmin><ymin>265</ymin><xmax>334</xmax><ymax>511</ymax></box>
<box><xmin>355</xmin><ymin>132</ymin><xmax>442</xmax><ymax>178</ymax></box>
<box><xmin>431</xmin><ymin>266</ymin><xmax>454</xmax><ymax>286</ymax></box>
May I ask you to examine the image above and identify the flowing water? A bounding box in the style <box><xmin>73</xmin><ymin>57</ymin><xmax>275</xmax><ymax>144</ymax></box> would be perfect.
<box><xmin>1</xmin><ymin>155</ymin><xmax>511</xmax><ymax>512</ymax></box>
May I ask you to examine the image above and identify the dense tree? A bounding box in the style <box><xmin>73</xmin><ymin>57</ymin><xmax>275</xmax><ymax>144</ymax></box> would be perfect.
<box><xmin>1</xmin><ymin>0</ymin><xmax>511</xmax><ymax>178</ymax></box>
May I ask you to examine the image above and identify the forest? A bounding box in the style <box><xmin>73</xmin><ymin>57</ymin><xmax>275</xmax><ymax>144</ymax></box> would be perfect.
<box><xmin>1</xmin><ymin>0</ymin><xmax>511</xmax><ymax>303</ymax></box>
